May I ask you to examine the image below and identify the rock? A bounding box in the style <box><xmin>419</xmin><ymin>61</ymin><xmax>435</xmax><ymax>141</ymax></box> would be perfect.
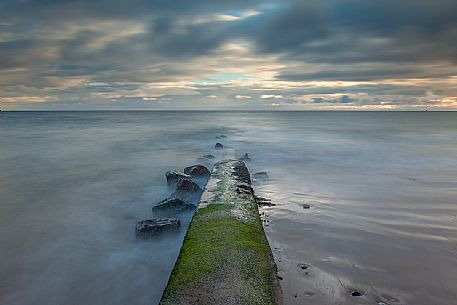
<box><xmin>152</xmin><ymin>196</ymin><xmax>195</xmax><ymax>212</ymax></box>
<box><xmin>297</xmin><ymin>263</ymin><xmax>311</xmax><ymax>270</ymax></box>
<box><xmin>255</xmin><ymin>196</ymin><xmax>276</xmax><ymax>206</ymax></box>
<box><xmin>184</xmin><ymin>165</ymin><xmax>210</xmax><ymax>178</ymax></box>
<box><xmin>255</xmin><ymin>196</ymin><xmax>270</xmax><ymax>204</ymax></box>
<box><xmin>351</xmin><ymin>290</ymin><xmax>363</xmax><ymax>297</ymax></box>
<box><xmin>239</xmin><ymin>153</ymin><xmax>251</xmax><ymax>161</ymax></box>
<box><xmin>215</xmin><ymin>135</ymin><xmax>227</xmax><ymax>139</ymax></box>
<box><xmin>172</xmin><ymin>178</ymin><xmax>203</xmax><ymax>203</ymax></box>
<box><xmin>237</xmin><ymin>184</ymin><xmax>254</xmax><ymax>195</ymax></box>
<box><xmin>231</xmin><ymin>161</ymin><xmax>251</xmax><ymax>184</ymax></box>
<box><xmin>166</xmin><ymin>170</ymin><xmax>191</xmax><ymax>186</ymax></box>
<box><xmin>203</xmin><ymin>154</ymin><xmax>215</xmax><ymax>159</ymax></box>
<box><xmin>175</xmin><ymin>178</ymin><xmax>202</xmax><ymax>194</ymax></box>
<box><xmin>215</xmin><ymin>142</ymin><xmax>224</xmax><ymax>149</ymax></box>
<box><xmin>253</xmin><ymin>172</ymin><xmax>269</xmax><ymax>180</ymax></box>
<box><xmin>302</xmin><ymin>204</ymin><xmax>311</xmax><ymax>209</ymax></box>
<box><xmin>136</xmin><ymin>218</ymin><xmax>180</xmax><ymax>236</ymax></box>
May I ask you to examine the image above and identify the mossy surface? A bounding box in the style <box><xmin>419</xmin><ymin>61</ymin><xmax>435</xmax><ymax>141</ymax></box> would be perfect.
<box><xmin>160</xmin><ymin>160</ymin><xmax>280</xmax><ymax>305</ymax></box>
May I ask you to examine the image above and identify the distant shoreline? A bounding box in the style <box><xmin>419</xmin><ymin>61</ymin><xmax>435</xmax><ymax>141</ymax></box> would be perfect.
<box><xmin>1</xmin><ymin>109</ymin><xmax>456</xmax><ymax>112</ymax></box>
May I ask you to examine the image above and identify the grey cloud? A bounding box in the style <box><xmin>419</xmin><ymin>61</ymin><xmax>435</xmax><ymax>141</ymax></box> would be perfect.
<box><xmin>311</xmin><ymin>95</ymin><xmax>354</xmax><ymax>104</ymax></box>
<box><xmin>148</xmin><ymin>18</ymin><xmax>231</xmax><ymax>58</ymax></box>
<box><xmin>0</xmin><ymin>0</ymin><xmax>263</xmax><ymax>20</ymax></box>
<box><xmin>244</xmin><ymin>0</ymin><xmax>457</xmax><ymax>67</ymax></box>
<box><xmin>1</xmin><ymin>0</ymin><xmax>457</xmax><ymax>109</ymax></box>
<box><xmin>278</xmin><ymin>67</ymin><xmax>457</xmax><ymax>82</ymax></box>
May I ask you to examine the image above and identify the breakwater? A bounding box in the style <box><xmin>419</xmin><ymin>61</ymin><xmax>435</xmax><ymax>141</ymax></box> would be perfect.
<box><xmin>160</xmin><ymin>160</ymin><xmax>281</xmax><ymax>305</ymax></box>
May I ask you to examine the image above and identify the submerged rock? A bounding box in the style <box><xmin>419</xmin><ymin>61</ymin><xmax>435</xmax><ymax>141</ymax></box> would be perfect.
<box><xmin>297</xmin><ymin>263</ymin><xmax>311</xmax><ymax>270</ymax></box>
<box><xmin>173</xmin><ymin>179</ymin><xmax>203</xmax><ymax>203</ymax></box>
<box><xmin>239</xmin><ymin>153</ymin><xmax>251</xmax><ymax>161</ymax></box>
<box><xmin>152</xmin><ymin>196</ymin><xmax>195</xmax><ymax>212</ymax></box>
<box><xmin>184</xmin><ymin>165</ymin><xmax>210</xmax><ymax>178</ymax></box>
<box><xmin>302</xmin><ymin>204</ymin><xmax>311</xmax><ymax>209</ymax></box>
<box><xmin>166</xmin><ymin>170</ymin><xmax>191</xmax><ymax>186</ymax></box>
<box><xmin>136</xmin><ymin>218</ymin><xmax>180</xmax><ymax>236</ymax></box>
<box><xmin>215</xmin><ymin>135</ymin><xmax>227</xmax><ymax>139</ymax></box>
<box><xmin>253</xmin><ymin>172</ymin><xmax>269</xmax><ymax>180</ymax></box>
<box><xmin>202</xmin><ymin>154</ymin><xmax>215</xmax><ymax>159</ymax></box>
<box><xmin>215</xmin><ymin>142</ymin><xmax>224</xmax><ymax>149</ymax></box>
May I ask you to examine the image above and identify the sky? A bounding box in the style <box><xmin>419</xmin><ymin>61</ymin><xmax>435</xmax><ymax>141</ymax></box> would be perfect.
<box><xmin>1</xmin><ymin>0</ymin><xmax>457</xmax><ymax>110</ymax></box>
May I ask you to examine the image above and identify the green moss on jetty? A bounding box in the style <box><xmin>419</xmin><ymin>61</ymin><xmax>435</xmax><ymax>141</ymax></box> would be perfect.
<box><xmin>160</xmin><ymin>160</ymin><xmax>280</xmax><ymax>305</ymax></box>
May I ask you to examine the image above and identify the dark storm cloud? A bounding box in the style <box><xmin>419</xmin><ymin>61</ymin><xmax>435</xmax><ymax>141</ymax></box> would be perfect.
<box><xmin>329</xmin><ymin>0</ymin><xmax>457</xmax><ymax>33</ymax></box>
<box><xmin>246</xmin><ymin>0</ymin><xmax>457</xmax><ymax>65</ymax></box>
<box><xmin>147</xmin><ymin>17</ymin><xmax>232</xmax><ymax>58</ymax></box>
<box><xmin>278</xmin><ymin>68</ymin><xmax>457</xmax><ymax>82</ymax></box>
<box><xmin>2</xmin><ymin>0</ymin><xmax>457</xmax><ymax>68</ymax></box>
<box><xmin>0</xmin><ymin>0</ymin><xmax>262</xmax><ymax>19</ymax></box>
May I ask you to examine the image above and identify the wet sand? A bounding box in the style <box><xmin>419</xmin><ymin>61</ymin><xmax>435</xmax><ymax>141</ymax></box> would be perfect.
<box><xmin>253</xmin><ymin>170</ymin><xmax>457</xmax><ymax>305</ymax></box>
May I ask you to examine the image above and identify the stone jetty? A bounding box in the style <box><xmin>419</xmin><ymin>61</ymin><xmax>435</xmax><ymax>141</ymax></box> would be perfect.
<box><xmin>160</xmin><ymin>160</ymin><xmax>281</xmax><ymax>305</ymax></box>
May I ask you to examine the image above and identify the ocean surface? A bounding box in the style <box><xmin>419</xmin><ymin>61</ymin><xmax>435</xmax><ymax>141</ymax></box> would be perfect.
<box><xmin>0</xmin><ymin>111</ymin><xmax>456</xmax><ymax>305</ymax></box>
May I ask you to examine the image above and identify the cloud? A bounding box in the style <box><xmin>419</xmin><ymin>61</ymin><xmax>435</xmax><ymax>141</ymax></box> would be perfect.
<box><xmin>0</xmin><ymin>96</ymin><xmax>56</xmax><ymax>103</ymax></box>
<box><xmin>0</xmin><ymin>0</ymin><xmax>456</xmax><ymax>109</ymax></box>
<box><xmin>261</xmin><ymin>95</ymin><xmax>283</xmax><ymax>99</ymax></box>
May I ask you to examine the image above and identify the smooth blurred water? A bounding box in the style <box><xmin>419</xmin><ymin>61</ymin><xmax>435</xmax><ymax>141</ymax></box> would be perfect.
<box><xmin>0</xmin><ymin>111</ymin><xmax>456</xmax><ymax>305</ymax></box>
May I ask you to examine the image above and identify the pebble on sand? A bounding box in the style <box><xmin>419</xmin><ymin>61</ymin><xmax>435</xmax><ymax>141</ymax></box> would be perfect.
<box><xmin>351</xmin><ymin>290</ymin><xmax>363</xmax><ymax>297</ymax></box>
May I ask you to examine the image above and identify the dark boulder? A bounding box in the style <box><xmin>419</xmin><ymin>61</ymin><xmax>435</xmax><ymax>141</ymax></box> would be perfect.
<box><xmin>136</xmin><ymin>218</ymin><xmax>180</xmax><ymax>236</ymax></box>
<box><xmin>351</xmin><ymin>290</ymin><xmax>363</xmax><ymax>297</ymax></box>
<box><xmin>184</xmin><ymin>165</ymin><xmax>210</xmax><ymax>178</ymax></box>
<box><xmin>152</xmin><ymin>196</ymin><xmax>195</xmax><ymax>212</ymax></box>
<box><xmin>166</xmin><ymin>170</ymin><xmax>191</xmax><ymax>186</ymax></box>
<box><xmin>302</xmin><ymin>204</ymin><xmax>311</xmax><ymax>209</ymax></box>
<box><xmin>215</xmin><ymin>143</ymin><xmax>224</xmax><ymax>149</ymax></box>
<box><xmin>175</xmin><ymin>178</ymin><xmax>202</xmax><ymax>193</ymax></box>
<box><xmin>172</xmin><ymin>178</ymin><xmax>203</xmax><ymax>204</ymax></box>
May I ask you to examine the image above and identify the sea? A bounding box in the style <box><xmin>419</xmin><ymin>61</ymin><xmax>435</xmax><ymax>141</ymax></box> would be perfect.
<box><xmin>0</xmin><ymin>111</ymin><xmax>456</xmax><ymax>305</ymax></box>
